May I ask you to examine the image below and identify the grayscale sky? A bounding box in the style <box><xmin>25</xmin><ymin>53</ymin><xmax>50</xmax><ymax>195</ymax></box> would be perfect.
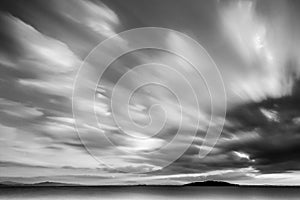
<box><xmin>0</xmin><ymin>0</ymin><xmax>300</xmax><ymax>185</ymax></box>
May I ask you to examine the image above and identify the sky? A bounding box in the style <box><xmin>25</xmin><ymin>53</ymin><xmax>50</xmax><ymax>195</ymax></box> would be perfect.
<box><xmin>0</xmin><ymin>0</ymin><xmax>300</xmax><ymax>185</ymax></box>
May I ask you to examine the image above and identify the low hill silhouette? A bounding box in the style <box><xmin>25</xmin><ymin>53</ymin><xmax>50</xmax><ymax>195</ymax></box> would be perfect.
<box><xmin>184</xmin><ymin>180</ymin><xmax>239</xmax><ymax>187</ymax></box>
<box><xmin>0</xmin><ymin>181</ymin><xmax>78</xmax><ymax>187</ymax></box>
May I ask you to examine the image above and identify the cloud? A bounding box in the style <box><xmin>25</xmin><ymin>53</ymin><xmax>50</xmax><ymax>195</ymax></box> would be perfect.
<box><xmin>217</xmin><ymin>80</ymin><xmax>300</xmax><ymax>173</ymax></box>
<box><xmin>3</xmin><ymin>15</ymin><xmax>80</xmax><ymax>74</ymax></box>
<box><xmin>218</xmin><ymin>0</ymin><xmax>300</xmax><ymax>103</ymax></box>
<box><xmin>0</xmin><ymin>0</ymin><xmax>300</xmax><ymax>185</ymax></box>
<box><xmin>53</xmin><ymin>0</ymin><xmax>119</xmax><ymax>37</ymax></box>
<box><xmin>0</xmin><ymin>98</ymin><xmax>43</xmax><ymax>119</ymax></box>
<box><xmin>155</xmin><ymin>79</ymin><xmax>300</xmax><ymax>177</ymax></box>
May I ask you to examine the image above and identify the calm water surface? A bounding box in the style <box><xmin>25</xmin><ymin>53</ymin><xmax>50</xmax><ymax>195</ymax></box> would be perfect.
<box><xmin>0</xmin><ymin>186</ymin><xmax>299</xmax><ymax>200</ymax></box>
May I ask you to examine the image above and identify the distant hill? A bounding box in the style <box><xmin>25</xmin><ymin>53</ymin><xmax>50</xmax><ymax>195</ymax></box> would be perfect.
<box><xmin>31</xmin><ymin>181</ymin><xmax>79</xmax><ymax>186</ymax></box>
<box><xmin>0</xmin><ymin>181</ymin><xmax>25</xmax><ymax>186</ymax></box>
<box><xmin>184</xmin><ymin>180</ymin><xmax>239</xmax><ymax>187</ymax></box>
<box><xmin>0</xmin><ymin>181</ymin><xmax>79</xmax><ymax>187</ymax></box>
<box><xmin>1</xmin><ymin>180</ymin><xmax>298</xmax><ymax>187</ymax></box>
<box><xmin>0</xmin><ymin>180</ymin><xmax>237</xmax><ymax>187</ymax></box>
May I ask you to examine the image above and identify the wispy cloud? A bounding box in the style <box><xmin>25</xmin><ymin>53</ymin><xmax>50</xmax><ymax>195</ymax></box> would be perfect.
<box><xmin>0</xmin><ymin>0</ymin><xmax>300</xmax><ymax>185</ymax></box>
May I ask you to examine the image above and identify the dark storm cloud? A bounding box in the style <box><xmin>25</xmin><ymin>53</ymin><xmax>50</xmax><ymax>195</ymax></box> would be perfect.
<box><xmin>218</xmin><ymin>78</ymin><xmax>300</xmax><ymax>173</ymax></box>
<box><xmin>156</xmin><ymin>70</ymin><xmax>300</xmax><ymax>176</ymax></box>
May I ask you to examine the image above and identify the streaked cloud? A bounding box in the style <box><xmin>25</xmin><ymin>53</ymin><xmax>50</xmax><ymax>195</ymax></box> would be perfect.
<box><xmin>0</xmin><ymin>0</ymin><xmax>300</xmax><ymax>185</ymax></box>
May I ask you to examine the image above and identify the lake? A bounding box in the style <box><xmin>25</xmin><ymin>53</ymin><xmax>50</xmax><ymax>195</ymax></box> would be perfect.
<box><xmin>0</xmin><ymin>186</ymin><xmax>299</xmax><ymax>200</ymax></box>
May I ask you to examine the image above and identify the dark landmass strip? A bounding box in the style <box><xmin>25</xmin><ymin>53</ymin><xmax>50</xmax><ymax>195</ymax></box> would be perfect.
<box><xmin>0</xmin><ymin>180</ymin><xmax>299</xmax><ymax>188</ymax></box>
<box><xmin>0</xmin><ymin>181</ymin><xmax>80</xmax><ymax>187</ymax></box>
<box><xmin>183</xmin><ymin>181</ymin><xmax>238</xmax><ymax>187</ymax></box>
